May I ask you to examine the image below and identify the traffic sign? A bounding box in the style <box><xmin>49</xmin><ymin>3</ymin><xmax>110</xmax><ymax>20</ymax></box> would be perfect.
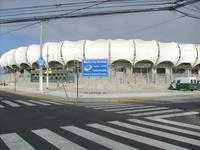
<box><xmin>36</xmin><ymin>57</ymin><xmax>46</xmax><ymax>66</ymax></box>
<box><xmin>82</xmin><ymin>59</ymin><xmax>109</xmax><ymax>77</ymax></box>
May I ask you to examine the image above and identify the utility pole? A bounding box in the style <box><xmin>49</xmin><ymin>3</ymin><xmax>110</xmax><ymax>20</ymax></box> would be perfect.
<box><xmin>46</xmin><ymin>45</ymin><xmax>49</xmax><ymax>89</ymax></box>
<box><xmin>76</xmin><ymin>61</ymin><xmax>79</xmax><ymax>100</ymax></box>
<box><xmin>39</xmin><ymin>21</ymin><xmax>43</xmax><ymax>93</ymax></box>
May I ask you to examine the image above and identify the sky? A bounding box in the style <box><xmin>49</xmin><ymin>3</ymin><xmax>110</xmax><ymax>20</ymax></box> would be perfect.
<box><xmin>0</xmin><ymin>0</ymin><xmax>200</xmax><ymax>56</ymax></box>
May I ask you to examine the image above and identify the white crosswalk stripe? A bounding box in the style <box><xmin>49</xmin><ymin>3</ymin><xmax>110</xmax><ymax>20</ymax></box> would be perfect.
<box><xmin>1</xmin><ymin>116</ymin><xmax>200</xmax><ymax>150</ymax></box>
<box><xmin>61</xmin><ymin>126</ymin><xmax>138</xmax><ymax>150</ymax></box>
<box><xmin>88</xmin><ymin>123</ymin><xmax>189</xmax><ymax>150</ymax></box>
<box><xmin>109</xmin><ymin>121</ymin><xmax>200</xmax><ymax>147</ymax></box>
<box><xmin>117</xmin><ymin>107</ymin><xmax>169</xmax><ymax>114</ymax></box>
<box><xmin>89</xmin><ymin>104</ymin><xmax>143</xmax><ymax>109</ymax></box>
<box><xmin>28</xmin><ymin>100</ymin><xmax>51</xmax><ymax>106</ymax></box>
<box><xmin>2</xmin><ymin>100</ymin><xmax>20</xmax><ymax>107</ymax></box>
<box><xmin>129</xmin><ymin>109</ymin><xmax>183</xmax><ymax>116</ymax></box>
<box><xmin>104</xmin><ymin>105</ymin><xmax>155</xmax><ymax>112</ymax></box>
<box><xmin>0</xmin><ymin>104</ymin><xmax>5</xmax><ymax>108</ymax></box>
<box><xmin>15</xmin><ymin>100</ymin><xmax>36</xmax><ymax>106</ymax></box>
<box><xmin>146</xmin><ymin>111</ymin><xmax>199</xmax><ymax>119</ymax></box>
<box><xmin>40</xmin><ymin>100</ymin><xmax>63</xmax><ymax>105</ymax></box>
<box><xmin>79</xmin><ymin>103</ymin><xmax>135</xmax><ymax>107</ymax></box>
<box><xmin>128</xmin><ymin>119</ymin><xmax>200</xmax><ymax>137</ymax></box>
<box><xmin>149</xmin><ymin>118</ymin><xmax>200</xmax><ymax>130</ymax></box>
<box><xmin>32</xmin><ymin>128</ymin><xmax>86</xmax><ymax>150</ymax></box>
<box><xmin>0</xmin><ymin>133</ymin><xmax>35</xmax><ymax>150</ymax></box>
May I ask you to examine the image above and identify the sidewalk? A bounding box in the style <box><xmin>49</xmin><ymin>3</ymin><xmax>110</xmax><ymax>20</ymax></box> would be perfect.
<box><xmin>1</xmin><ymin>83</ymin><xmax>199</xmax><ymax>103</ymax></box>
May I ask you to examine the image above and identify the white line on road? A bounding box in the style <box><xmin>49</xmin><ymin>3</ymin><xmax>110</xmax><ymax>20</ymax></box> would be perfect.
<box><xmin>0</xmin><ymin>104</ymin><xmax>5</xmax><ymax>108</ymax></box>
<box><xmin>40</xmin><ymin>100</ymin><xmax>63</xmax><ymax>105</ymax></box>
<box><xmin>82</xmin><ymin>103</ymin><xmax>135</xmax><ymax>108</ymax></box>
<box><xmin>2</xmin><ymin>100</ymin><xmax>20</xmax><ymax>107</ymax></box>
<box><xmin>149</xmin><ymin>118</ymin><xmax>200</xmax><ymax>130</ymax></box>
<box><xmin>61</xmin><ymin>126</ymin><xmax>138</xmax><ymax>150</ymax></box>
<box><xmin>117</xmin><ymin>107</ymin><xmax>169</xmax><ymax>114</ymax></box>
<box><xmin>128</xmin><ymin>119</ymin><xmax>200</xmax><ymax>137</ymax></box>
<box><xmin>15</xmin><ymin>100</ymin><xmax>36</xmax><ymax>106</ymax></box>
<box><xmin>32</xmin><ymin>128</ymin><xmax>86</xmax><ymax>150</ymax></box>
<box><xmin>0</xmin><ymin>133</ymin><xmax>35</xmax><ymax>150</ymax></box>
<box><xmin>146</xmin><ymin>111</ymin><xmax>199</xmax><ymax>119</ymax></box>
<box><xmin>110</xmin><ymin>121</ymin><xmax>200</xmax><ymax>147</ymax></box>
<box><xmin>28</xmin><ymin>100</ymin><xmax>51</xmax><ymax>106</ymax></box>
<box><xmin>92</xmin><ymin>104</ymin><xmax>144</xmax><ymax>109</ymax></box>
<box><xmin>104</xmin><ymin>105</ymin><xmax>154</xmax><ymax>112</ymax></box>
<box><xmin>129</xmin><ymin>109</ymin><xmax>183</xmax><ymax>116</ymax></box>
<box><xmin>88</xmin><ymin>123</ymin><xmax>189</xmax><ymax>150</ymax></box>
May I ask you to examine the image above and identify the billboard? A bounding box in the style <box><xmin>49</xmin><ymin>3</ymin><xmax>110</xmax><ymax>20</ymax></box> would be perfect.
<box><xmin>82</xmin><ymin>59</ymin><xmax>109</xmax><ymax>77</ymax></box>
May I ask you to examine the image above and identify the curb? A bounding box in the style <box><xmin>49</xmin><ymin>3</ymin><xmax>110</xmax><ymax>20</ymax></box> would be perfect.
<box><xmin>0</xmin><ymin>87</ymin><xmax>156</xmax><ymax>103</ymax></box>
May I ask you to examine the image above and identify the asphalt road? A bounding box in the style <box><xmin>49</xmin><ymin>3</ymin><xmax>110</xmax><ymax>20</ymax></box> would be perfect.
<box><xmin>0</xmin><ymin>91</ymin><xmax>200</xmax><ymax>150</ymax></box>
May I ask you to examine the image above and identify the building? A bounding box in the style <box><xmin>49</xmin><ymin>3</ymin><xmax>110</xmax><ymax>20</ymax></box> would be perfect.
<box><xmin>0</xmin><ymin>39</ymin><xmax>200</xmax><ymax>90</ymax></box>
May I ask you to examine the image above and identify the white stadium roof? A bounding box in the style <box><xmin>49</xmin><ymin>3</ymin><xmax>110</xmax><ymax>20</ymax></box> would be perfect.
<box><xmin>0</xmin><ymin>39</ymin><xmax>199</xmax><ymax>68</ymax></box>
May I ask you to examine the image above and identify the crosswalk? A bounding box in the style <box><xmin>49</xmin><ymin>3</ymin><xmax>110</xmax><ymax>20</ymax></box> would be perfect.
<box><xmin>1</xmin><ymin>116</ymin><xmax>200</xmax><ymax>150</ymax></box>
<box><xmin>0</xmin><ymin>99</ymin><xmax>64</xmax><ymax>109</ymax></box>
<box><xmin>77</xmin><ymin>103</ymin><xmax>193</xmax><ymax>118</ymax></box>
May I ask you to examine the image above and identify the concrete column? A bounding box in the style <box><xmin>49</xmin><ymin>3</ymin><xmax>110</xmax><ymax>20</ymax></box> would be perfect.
<box><xmin>198</xmin><ymin>70</ymin><xmax>200</xmax><ymax>80</ymax></box>
<box><xmin>152</xmin><ymin>67</ymin><xmax>157</xmax><ymax>84</ymax></box>
<box><xmin>166</xmin><ymin>67</ymin><xmax>172</xmax><ymax>83</ymax></box>
<box><xmin>185</xmin><ymin>69</ymin><xmax>191</xmax><ymax>77</ymax></box>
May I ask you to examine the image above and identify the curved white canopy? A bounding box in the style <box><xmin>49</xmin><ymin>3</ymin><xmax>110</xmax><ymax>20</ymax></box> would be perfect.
<box><xmin>6</xmin><ymin>49</ymin><xmax>16</xmax><ymax>67</ymax></box>
<box><xmin>110</xmin><ymin>39</ymin><xmax>134</xmax><ymax>64</ymax></box>
<box><xmin>62</xmin><ymin>40</ymin><xmax>84</xmax><ymax>63</ymax></box>
<box><xmin>42</xmin><ymin>42</ymin><xmax>63</xmax><ymax>64</ymax></box>
<box><xmin>15</xmin><ymin>47</ymin><xmax>28</xmax><ymax>66</ymax></box>
<box><xmin>85</xmin><ymin>39</ymin><xmax>109</xmax><ymax>59</ymax></box>
<box><xmin>177</xmin><ymin>44</ymin><xmax>197</xmax><ymax>66</ymax></box>
<box><xmin>157</xmin><ymin>42</ymin><xmax>180</xmax><ymax>66</ymax></box>
<box><xmin>27</xmin><ymin>44</ymin><xmax>40</xmax><ymax>65</ymax></box>
<box><xmin>194</xmin><ymin>45</ymin><xmax>200</xmax><ymax>67</ymax></box>
<box><xmin>0</xmin><ymin>53</ymin><xmax>7</xmax><ymax>67</ymax></box>
<box><xmin>134</xmin><ymin>39</ymin><xmax>158</xmax><ymax>65</ymax></box>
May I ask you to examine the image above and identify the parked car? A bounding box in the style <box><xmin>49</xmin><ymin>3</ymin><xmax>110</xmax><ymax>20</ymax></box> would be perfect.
<box><xmin>169</xmin><ymin>77</ymin><xmax>198</xmax><ymax>91</ymax></box>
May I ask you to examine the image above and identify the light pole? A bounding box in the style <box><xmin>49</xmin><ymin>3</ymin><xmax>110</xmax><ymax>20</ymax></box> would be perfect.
<box><xmin>39</xmin><ymin>21</ymin><xmax>43</xmax><ymax>93</ymax></box>
<box><xmin>46</xmin><ymin>45</ymin><xmax>49</xmax><ymax>89</ymax></box>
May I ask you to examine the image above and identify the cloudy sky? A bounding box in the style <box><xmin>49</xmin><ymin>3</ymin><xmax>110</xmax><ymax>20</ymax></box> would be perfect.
<box><xmin>0</xmin><ymin>0</ymin><xmax>200</xmax><ymax>55</ymax></box>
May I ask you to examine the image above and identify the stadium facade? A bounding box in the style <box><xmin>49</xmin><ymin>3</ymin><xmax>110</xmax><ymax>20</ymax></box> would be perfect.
<box><xmin>0</xmin><ymin>39</ymin><xmax>200</xmax><ymax>88</ymax></box>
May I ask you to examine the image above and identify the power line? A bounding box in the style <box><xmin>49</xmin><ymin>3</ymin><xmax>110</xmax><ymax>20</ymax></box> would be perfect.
<box><xmin>1</xmin><ymin>0</ymin><xmax>197</xmax><ymax>24</ymax></box>
<box><xmin>114</xmin><ymin>15</ymin><xmax>186</xmax><ymax>38</ymax></box>
<box><xmin>0</xmin><ymin>22</ymin><xmax>38</xmax><ymax>36</ymax></box>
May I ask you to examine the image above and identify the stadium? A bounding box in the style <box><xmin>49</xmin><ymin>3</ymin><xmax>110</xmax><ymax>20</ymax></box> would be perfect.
<box><xmin>0</xmin><ymin>39</ymin><xmax>200</xmax><ymax>91</ymax></box>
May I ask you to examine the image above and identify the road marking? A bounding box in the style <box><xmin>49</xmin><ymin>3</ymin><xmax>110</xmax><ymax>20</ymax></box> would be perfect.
<box><xmin>15</xmin><ymin>100</ymin><xmax>36</xmax><ymax>106</ymax></box>
<box><xmin>117</xmin><ymin>107</ymin><xmax>169</xmax><ymax>114</ymax></box>
<box><xmin>0</xmin><ymin>133</ymin><xmax>35</xmax><ymax>150</ymax></box>
<box><xmin>32</xmin><ymin>128</ymin><xmax>86</xmax><ymax>150</ymax></box>
<box><xmin>28</xmin><ymin>100</ymin><xmax>51</xmax><ymax>106</ymax></box>
<box><xmin>81</xmin><ymin>103</ymin><xmax>133</xmax><ymax>108</ymax></box>
<box><xmin>88</xmin><ymin>123</ymin><xmax>189</xmax><ymax>150</ymax></box>
<box><xmin>61</xmin><ymin>126</ymin><xmax>138</xmax><ymax>150</ymax></box>
<box><xmin>2</xmin><ymin>100</ymin><xmax>20</xmax><ymax>107</ymax></box>
<box><xmin>110</xmin><ymin>121</ymin><xmax>200</xmax><ymax>147</ymax></box>
<box><xmin>146</xmin><ymin>111</ymin><xmax>199</xmax><ymax>119</ymax></box>
<box><xmin>149</xmin><ymin>118</ymin><xmax>200</xmax><ymax>130</ymax></box>
<box><xmin>129</xmin><ymin>109</ymin><xmax>183</xmax><ymax>116</ymax></box>
<box><xmin>105</xmin><ymin>105</ymin><xmax>155</xmax><ymax>112</ymax></box>
<box><xmin>92</xmin><ymin>104</ymin><xmax>143</xmax><ymax>109</ymax></box>
<box><xmin>0</xmin><ymin>104</ymin><xmax>5</xmax><ymax>108</ymax></box>
<box><xmin>40</xmin><ymin>100</ymin><xmax>63</xmax><ymax>105</ymax></box>
<box><xmin>128</xmin><ymin>119</ymin><xmax>200</xmax><ymax>137</ymax></box>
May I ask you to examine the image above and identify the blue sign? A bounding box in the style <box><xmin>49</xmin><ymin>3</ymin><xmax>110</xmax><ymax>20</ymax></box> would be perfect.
<box><xmin>36</xmin><ymin>57</ymin><xmax>46</xmax><ymax>66</ymax></box>
<box><xmin>82</xmin><ymin>59</ymin><xmax>109</xmax><ymax>77</ymax></box>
